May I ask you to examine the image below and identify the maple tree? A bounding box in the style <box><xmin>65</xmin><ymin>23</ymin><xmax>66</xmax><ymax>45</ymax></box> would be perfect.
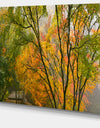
<box><xmin>0</xmin><ymin>4</ymin><xmax>100</xmax><ymax>112</ymax></box>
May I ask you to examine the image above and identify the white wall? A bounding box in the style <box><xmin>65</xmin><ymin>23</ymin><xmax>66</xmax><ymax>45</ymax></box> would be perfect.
<box><xmin>0</xmin><ymin>0</ymin><xmax>100</xmax><ymax>128</ymax></box>
<box><xmin>0</xmin><ymin>0</ymin><xmax>100</xmax><ymax>7</ymax></box>
<box><xmin>1</xmin><ymin>102</ymin><xmax>100</xmax><ymax>128</ymax></box>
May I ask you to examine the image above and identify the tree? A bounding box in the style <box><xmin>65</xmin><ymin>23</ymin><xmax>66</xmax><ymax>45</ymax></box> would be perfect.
<box><xmin>0</xmin><ymin>4</ymin><xmax>100</xmax><ymax>111</ymax></box>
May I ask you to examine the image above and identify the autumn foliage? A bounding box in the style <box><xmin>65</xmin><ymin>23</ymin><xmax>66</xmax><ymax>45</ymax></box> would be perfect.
<box><xmin>0</xmin><ymin>4</ymin><xmax>100</xmax><ymax>112</ymax></box>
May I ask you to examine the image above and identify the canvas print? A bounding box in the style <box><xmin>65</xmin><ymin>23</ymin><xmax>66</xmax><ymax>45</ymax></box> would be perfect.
<box><xmin>0</xmin><ymin>4</ymin><xmax>100</xmax><ymax>114</ymax></box>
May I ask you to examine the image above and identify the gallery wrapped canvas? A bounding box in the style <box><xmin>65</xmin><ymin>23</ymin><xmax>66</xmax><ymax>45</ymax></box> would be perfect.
<box><xmin>0</xmin><ymin>3</ymin><xmax>100</xmax><ymax>114</ymax></box>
